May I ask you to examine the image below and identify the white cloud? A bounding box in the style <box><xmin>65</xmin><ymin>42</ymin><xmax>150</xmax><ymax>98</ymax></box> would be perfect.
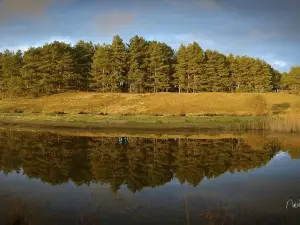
<box><xmin>259</xmin><ymin>53</ymin><xmax>290</xmax><ymax>72</ymax></box>
<box><xmin>44</xmin><ymin>36</ymin><xmax>73</xmax><ymax>44</ymax></box>
<box><xmin>0</xmin><ymin>45</ymin><xmax>31</xmax><ymax>52</ymax></box>
<box><xmin>272</xmin><ymin>60</ymin><xmax>288</xmax><ymax>68</ymax></box>
<box><xmin>174</xmin><ymin>33</ymin><xmax>216</xmax><ymax>49</ymax></box>
<box><xmin>0</xmin><ymin>36</ymin><xmax>74</xmax><ymax>52</ymax></box>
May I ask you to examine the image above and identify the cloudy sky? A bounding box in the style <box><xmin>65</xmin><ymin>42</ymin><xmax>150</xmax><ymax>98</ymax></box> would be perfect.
<box><xmin>0</xmin><ymin>0</ymin><xmax>299</xmax><ymax>72</ymax></box>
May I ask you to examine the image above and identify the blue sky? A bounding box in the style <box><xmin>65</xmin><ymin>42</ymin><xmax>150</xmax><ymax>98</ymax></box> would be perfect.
<box><xmin>0</xmin><ymin>0</ymin><xmax>299</xmax><ymax>72</ymax></box>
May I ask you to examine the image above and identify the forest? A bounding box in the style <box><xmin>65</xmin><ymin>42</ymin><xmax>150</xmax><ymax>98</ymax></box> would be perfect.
<box><xmin>0</xmin><ymin>130</ymin><xmax>284</xmax><ymax>192</ymax></box>
<box><xmin>0</xmin><ymin>35</ymin><xmax>299</xmax><ymax>98</ymax></box>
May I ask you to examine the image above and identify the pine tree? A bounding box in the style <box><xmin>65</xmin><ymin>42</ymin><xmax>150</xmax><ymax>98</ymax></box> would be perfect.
<box><xmin>0</xmin><ymin>52</ymin><xmax>4</xmax><ymax>96</ymax></box>
<box><xmin>0</xmin><ymin>50</ymin><xmax>24</xmax><ymax>97</ymax></box>
<box><xmin>90</xmin><ymin>44</ymin><xmax>113</xmax><ymax>92</ymax></box>
<box><xmin>127</xmin><ymin>36</ymin><xmax>149</xmax><ymax>93</ymax></box>
<box><xmin>214</xmin><ymin>52</ymin><xmax>231</xmax><ymax>92</ymax></box>
<box><xmin>111</xmin><ymin>35</ymin><xmax>128</xmax><ymax>92</ymax></box>
<box><xmin>227</xmin><ymin>53</ymin><xmax>236</xmax><ymax>92</ymax></box>
<box><xmin>73</xmin><ymin>40</ymin><xmax>95</xmax><ymax>91</ymax></box>
<box><xmin>60</xmin><ymin>51</ymin><xmax>77</xmax><ymax>91</ymax></box>
<box><xmin>21</xmin><ymin>47</ymin><xmax>46</xmax><ymax>97</ymax></box>
<box><xmin>252</xmin><ymin>59</ymin><xmax>272</xmax><ymax>92</ymax></box>
<box><xmin>185</xmin><ymin>42</ymin><xmax>204</xmax><ymax>93</ymax></box>
<box><xmin>281</xmin><ymin>67</ymin><xmax>300</xmax><ymax>94</ymax></box>
<box><xmin>234</xmin><ymin>56</ymin><xmax>252</xmax><ymax>92</ymax></box>
<box><xmin>0</xmin><ymin>34</ymin><xmax>294</xmax><ymax>97</ymax></box>
<box><xmin>37</xmin><ymin>41</ymin><xmax>76</xmax><ymax>93</ymax></box>
<box><xmin>148</xmin><ymin>41</ymin><xmax>173</xmax><ymax>93</ymax></box>
<box><xmin>174</xmin><ymin>44</ymin><xmax>188</xmax><ymax>93</ymax></box>
<box><xmin>280</xmin><ymin>72</ymin><xmax>289</xmax><ymax>91</ymax></box>
<box><xmin>269</xmin><ymin>67</ymin><xmax>282</xmax><ymax>92</ymax></box>
<box><xmin>203</xmin><ymin>50</ymin><xmax>216</xmax><ymax>92</ymax></box>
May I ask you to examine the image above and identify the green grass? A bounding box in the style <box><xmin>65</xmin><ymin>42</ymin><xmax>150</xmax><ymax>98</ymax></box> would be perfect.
<box><xmin>0</xmin><ymin>113</ymin><xmax>264</xmax><ymax>132</ymax></box>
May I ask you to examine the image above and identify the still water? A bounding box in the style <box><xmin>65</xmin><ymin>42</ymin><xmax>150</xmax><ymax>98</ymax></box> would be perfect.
<box><xmin>0</xmin><ymin>129</ymin><xmax>300</xmax><ymax>225</ymax></box>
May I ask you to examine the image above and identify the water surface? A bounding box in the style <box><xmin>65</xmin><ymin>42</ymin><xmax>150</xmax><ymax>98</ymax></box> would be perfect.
<box><xmin>0</xmin><ymin>129</ymin><xmax>300</xmax><ymax>225</ymax></box>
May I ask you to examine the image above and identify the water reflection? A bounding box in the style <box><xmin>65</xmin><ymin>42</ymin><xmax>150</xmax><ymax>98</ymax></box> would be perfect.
<box><xmin>1</xmin><ymin>129</ymin><xmax>300</xmax><ymax>225</ymax></box>
<box><xmin>0</xmin><ymin>130</ymin><xmax>281</xmax><ymax>192</ymax></box>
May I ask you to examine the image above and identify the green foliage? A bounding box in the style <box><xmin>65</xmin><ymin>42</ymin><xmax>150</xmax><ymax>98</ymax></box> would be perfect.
<box><xmin>231</xmin><ymin>56</ymin><xmax>273</xmax><ymax>92</ymax></box>
<box><xmin>90</xmin><ymin>44</ymin><xmax>113</xmax><ymax>92</ymax></box>
<box><xmin>0</xmin><ymin>34</ymin><xmax>292</xmax><ymax>98</ymax></box>
<box><xmin>186</xmin><ymin>42</ymin><xmax>204</xmax><ymax>93</ymax></box>
<box><xmin>0</xmin><ymin>50</ymin><xmax>24</xmax><ymax>97</ymax></box>
<box><xmin>173</xmin><ymin>44</ymin><xmax>188</xmax><ymax>93</ymax></box>
<box><xmin>111</xmin><ymin>35</ymin><xmax>128</xmax><ymax>92</ymax></box>
<box><xmin>204</xmin><ymin>50</ymin><xmax>231</xmax><ymax>92</ymax></box>
<box><xmin>127</xmin><ymin>35</ymin><xmax>149</xmax><ymax>93</ymax></box>
<box><xmin>280</xmin><ymin>67</ymin><xmax>300</xmax><ymax>94</ymax></box>
<box><xmin>148</xmin><ymin>41</ymin><xmax>174</xmax><ymax>92</ymax></box>
<box><xmin>73</xmin><ymin>40</ymin><xmax>95</xmax><ymax>91</ymax></box>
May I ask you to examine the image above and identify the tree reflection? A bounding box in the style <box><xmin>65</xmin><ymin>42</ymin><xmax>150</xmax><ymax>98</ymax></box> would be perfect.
<box><xmin>0</xmin><ymin>130</ymin><xmax>281</xmax><ymax>192</ymax></box>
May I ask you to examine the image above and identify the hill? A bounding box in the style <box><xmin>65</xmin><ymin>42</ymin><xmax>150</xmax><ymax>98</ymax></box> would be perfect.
<box><xmin>0</xmin><ymin>92</ymin><xmax>299</xmax><ymax>116</ymax></box>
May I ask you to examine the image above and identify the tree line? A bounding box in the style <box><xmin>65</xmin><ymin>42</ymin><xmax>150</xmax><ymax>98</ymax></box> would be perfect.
<box><xmin>0</xmin><ymin>35</ymin><xmax>298</xmax><ymax>98</ymax></box>
<box><xmin>0</xmin><ymin>130</ymin><xmax>281</xmax><ymax>192</ymax></box>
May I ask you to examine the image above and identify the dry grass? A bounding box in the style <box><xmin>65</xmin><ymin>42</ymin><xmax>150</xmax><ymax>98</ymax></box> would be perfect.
<box><xmin>245</xmin><ymin>94</ymin><xmax>268</xmax><ymax>116</ymax></box>
<box><xmin>0</xmin><ymin>92</ymin><xmax>300</xmax><ymax>116</ymax></box>
<box><xmin>266</xmin><ymin>113</ymin><xmax>300</xmax><ymax>133</ymax></box>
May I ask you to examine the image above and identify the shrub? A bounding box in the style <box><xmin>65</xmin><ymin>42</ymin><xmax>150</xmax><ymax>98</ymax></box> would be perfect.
<box><xmin>78</xmin><ymin>111</ymin><xmax>88</xmax><ymax>115</ymax></box>
<box><xmin>98</xmin><ymin>112</ymin><xmax>108</xmax><ymax>116</ymax></box>
<box><xmin>246</xmin><ymin>95</ymin><xmax>268</xmax><ymax>116</ymax></box>
<box><xmin>14</xmin><ymin>109</ymin><xmax>23</xmax><ymax>113</ymax></box>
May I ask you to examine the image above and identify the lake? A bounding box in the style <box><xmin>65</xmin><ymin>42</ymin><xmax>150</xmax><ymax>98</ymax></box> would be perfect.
<box><xmin>0</xmin><ymin>129</ymin><xmax>300</xmax><ymax>225</ymax></box>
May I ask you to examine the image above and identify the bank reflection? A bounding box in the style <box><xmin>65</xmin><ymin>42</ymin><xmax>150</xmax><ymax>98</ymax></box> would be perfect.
<box><xmin>0</xmin><ymin>130</ymin><xmax>287</xmax><ymax>193</ymax></box>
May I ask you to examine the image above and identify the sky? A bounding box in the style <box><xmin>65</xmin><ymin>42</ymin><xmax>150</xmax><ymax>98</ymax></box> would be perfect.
<box><xmin>0</xmin><ymin>0</ymin><xmax>299</xmax><ymax>72</ymax></box>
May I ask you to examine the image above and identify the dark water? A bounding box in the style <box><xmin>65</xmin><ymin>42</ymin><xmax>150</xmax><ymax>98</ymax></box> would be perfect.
<box><xmin>0</xmin><ymin>129</ymin><xmax>300</xmax><ymax>225</ymax></box>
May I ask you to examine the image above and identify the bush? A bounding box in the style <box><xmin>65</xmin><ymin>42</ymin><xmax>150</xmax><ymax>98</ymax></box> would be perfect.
<box><xmin>246</xmin><ymin>95</ymin><xmax>268</xmax><ymax>116</ymax></box>
<box><xmin>14</xmin><ymin>109</ymin><xmax>24</xmax><ymax>113</ymax></box>
<box><xmin>97</xmin><ymin>112</ymin><xmax>108</xmax><ymax>116</ymax></box>
<box><xmin>54</xmin><ymin>111</ymin><xmax>66</xmax><ymax>115</ymax></box>
<box><xmin>78</xmin><ymin>111</ymin><xmax>88</xmax><ymax>115</ymax></box>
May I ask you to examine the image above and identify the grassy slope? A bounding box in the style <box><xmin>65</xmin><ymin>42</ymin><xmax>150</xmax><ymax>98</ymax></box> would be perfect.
<box><xmin>0</xmin><ymin>92</ymin><xmax>299</xmax><ymax>132</ymax></box>
<box><xmin>0</xmin><ymin>92</ymin><xmax>299</xmax><ymax>115</ymax></box>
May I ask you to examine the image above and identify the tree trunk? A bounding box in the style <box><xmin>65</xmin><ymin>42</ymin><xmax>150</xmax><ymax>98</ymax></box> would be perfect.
<box><xmin>187</xmin><ymin>74</ymin><xmax>190</xmax><ymax>92</ymax></box>
<box><xmin>193</xmin><ymin>74</ymin><xmax>195</xmax><ymax>93</ymax></box>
